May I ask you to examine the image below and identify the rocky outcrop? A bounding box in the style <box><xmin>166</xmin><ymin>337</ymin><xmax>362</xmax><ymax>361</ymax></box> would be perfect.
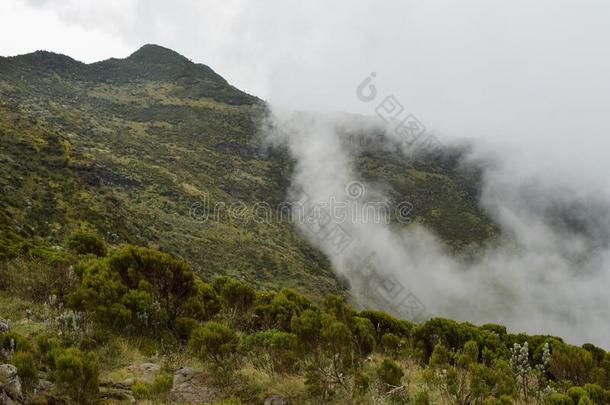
<box><xmin>169</xmin><ymin>367</ymin><xmax>219</xmax><ymax>404</ymax></box>
<box><xmin>0</xmin><ymin>364</ymin><xmax>23</xmax><ymax>404</ymax></box>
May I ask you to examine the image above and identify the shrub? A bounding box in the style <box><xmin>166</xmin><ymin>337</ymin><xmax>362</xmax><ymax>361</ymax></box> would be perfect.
<box><xmin>131</xmin><ymin>380</ymin><xmax>151</xmax><ymax>400</ymax></box>
<box><xmin>381</xmin><ymin>333</ymin><xmax>401</xmax><ymax>356</ymax></box>
<box><xmin>69</xmin><ymin>245</ymin><xmax>206</xmax><ymax>333</ymax></box>
<box><xmin>323</xmin><ymin>295</ymin><xmax>353</xmax><ymax>324</ymax></box>
<box><xmin>429</xmin><ymin>343</ymin><xmax>451</xmax><ymax>368</ymax></box>
<box><xmin>468</xmin><ymin>363</ymin><xmax>497</xmax><ymax>401</ymax></box>
<box><xmin>290</xmin><ymin>308</ymin><xmax>322</xmax><ymax>349</ymax></box>
<box><xmin>12</xmin><ymin>351</ymin><xmax>39</xmax><ymax>390</ymax></box>
<box><xmin>545</xmin><ymin>392</ymin><xmax>575</xmax><ymax>405</ymax></box>
<box><xmin>321</xmin><ymin>319</ymin><xmax>352</xmax><ymax>356</ymax></box>
<box><xmin>351</xmin><ymin>317</ymin><xmax>376</xmax><ymax>356</ymax></box>
<box><xmin>413</xmin><ymin>317</ymin><xmax>474</xmax><ymax>361</ymax></box>
<box><xmin>567</xmin><ymin>387</ymin><xmax>589</xmax><ymax>404</ymax></box>
<box><xmin>583</xmin><ymin>384</ymin><xmax>606</xmax><ymax>405</ymax></box>
<box><xmin>242</xmin><ymin>330</ymin><xmax>299</xmax><ymax>374</ymax></box>
<box><xmin>255</xmin><ymin>288</ymin><xmax>311</xmax><ymax>330</ymax></box>
<box><xmin>54</xmin><ymin>348</ymin><xmax>99</xmax><ymax>403</ymax></box>
<box><xmin>358</xmin><ymin>310</ymin><xmax>412</xmax><ymax>342</ymax></box>
<box><xmin>213</xmin><ymin>276</ymin><xmax>256</xmax><ymax>313</ymax></box>
<box><xmin>189</xmin><ymin>321</ymin><xmax>238</xmax><ymax>364</ymax></box>
<box><xmin>1</xmin><ymin>331</ymin><xmax>32</xmax><ymax>356</ymax></box>
<box><xmin>151</xmin><ymin>373</ymin><xmax>173</xmax><ymax>394</ymax></box>
<box><xmin>66</xmin><ymin>231</ymin><xmax>107</xmax><ymax>257</ymax></box>
<box><xmin>174</xmin><ymin>317</ymin><xmax>198</xmax><ymax>341</ymax></box>
<box><xmin>458</xmin><ymin>340</ymin><xmax>479</xmax><ymax>368</ymax></box>
<box><xmin>354</xmin><ymin>371</ymin><xmax>370</xmax><ymax>394</ymax></box>
<box><xmin>413</xmin><ymin>389</ymin><xmax>431</xmax><ymax>405</ymax></box>
<box><xmin>377</xmin><ymin>359</ymin><xmax>404</xmax><ymax>387</ymax></box>
<box><xmin>550</xmin><ymin>345</ymin><xmax>594</xmax><ymax>385</ymax></box>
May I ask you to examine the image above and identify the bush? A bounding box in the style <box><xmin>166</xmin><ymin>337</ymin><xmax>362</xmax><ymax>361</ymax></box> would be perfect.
<box><xmin>583</xmin><ymin>384</ymin><xmax>606</xmax><ymax>405</ymax></box>
<box><xmin>1</xmin><ymin>331</ymin><xmax>32</xmax><ymax>356</ymax></box>
<box><xmin>291</xmin><ymin>308</ymin><xmax>322</xmax><ymax>349</ymax></box>
<box><xmin>242</xmin><ymin>330</ymin><xmax>299</xmax><ymax>374</ymax></box>
<box><xmin>321</xmin><ymin>319</ymin><xmax>352</xmax><ymax>356</ymax></box>
<box><xmin>151</xmin><ymin>373</ymin><xmax>173</xmax><ymax>394</ymax></box>
<box><xmin>54</xmin><ymin>348</ymin><xmax>99</xmax><ymax>403</ymax></box>
<box><xmin>381</xmin><ymin>333</ymin><xmax>401</xmax><ymax>356</ymax></box>
<box><xmin>354</xmin><ymin>371</ymin><xmax>370</xmax><ymax>394</ymax></box>
<box><xmin>68</xmin><ymin>245</ymin><xmax>206</xmax><ymax>334</ymax></box>
<box><xmin>377</xmin><ymin>359</ymin><xmax>404</xmax><ymax>387</ymax></box>
<box><xmin>351</xmin><ymin>317</ymin><xmax>376</xmax><ymax>356</ymax></box>
<box><xmin>190</xmin><ymin>321</ymin><xmax>238</xmax><ymax>364</ymax></box>
<box><xmin>12</xmin><ymin>351</ymin><xmax>39</xmax><ymax>390</ymax></box>
<box><xmin>545</xmin><ymin>392</ymin><xmax>575</xmax><ymax>405</ymax></box>
<box><xmin>358</xmin><ymin>310</ymin><xmax>412</xmax><ymax>342</ymax></box>
<box><xmin>66</xmin><ymin>231</ymin><xmax>107</xmax><ymax>257</ymax></box>
<box><xmin>213</xmin><ymin>276</ymin><xmax>256</xmax><ymax>313</ymax></box>
<box><xmin>255</xmin><ymin>288</ymin><xmax>311</xmax><ymax>330</ymax></box>
<box><xmin>429</xmin><ymin>343</ymin><xmax>451</xmax><ymax>368</ymax></box>
<box><xmin>131</xmin><ymin>380</ymin><xmax>151</xmax><ymax>400</ymax></box>
<box><xmin>413</xmin><ymin>389</ymin><xmax>431</xmax><ymax>405</ymax></box>
<box><xmin>468</xmin><ymin>363</ymin><xmax>497</xmax><ymax>401</ymax></box>
<box><xmin>458</xmin><ymin>340</ymin><xmax>479</xmax><ymax>368</ymax></box>
<box><xmin>550</xmin><ymin>345</ymin><xmax>594</xmax><ymax>385</ymax></box>
<box><xmin>35</xmin><ymin>333</ymin><xmax>62</xmax><ymax>365</ymax></box>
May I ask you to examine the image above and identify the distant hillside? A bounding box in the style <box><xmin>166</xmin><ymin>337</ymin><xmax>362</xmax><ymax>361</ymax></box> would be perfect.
<box><xmin>0</xmin><ymin>44</ymin><xmax>496</xmax><ymax>298</ymax></box>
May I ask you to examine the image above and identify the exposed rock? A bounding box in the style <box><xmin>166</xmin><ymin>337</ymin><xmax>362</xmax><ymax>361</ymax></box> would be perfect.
<box><xmin>0</xmin><ymin>388</ymin><xmax>16</xmax><ymax>405</ymax></box>
<box><xmin>124</xmin><ymin>362</ymin><xmax>160</xmax><ymax>385</ymax></box>
<box><xmin>172</xmin><ymin>367</ymin><xmax>200</xmax><ymax>386</ymax></box>
<box><xmin>265</xmin><ymin>395</ymin><xmax>289</xmax><ymax>405</ymax></box>
<box><xmin>99</xmin><ymin>386</ymin><xmax>135</xmax><ymax>403</ymax></box>
<box><xmin>169</xmin><ymin>368</ymin><xmax>219</xmax><ymax>404</ymax></box>
<box><xmin>0</xmin><ymin>364</ymin><xmax>23</xmax><ymax>403</ymax></box>
<box><xmin>0</xmin><ymin>318</ymin><xmax>10</xmax><ymax>333</ymax></box>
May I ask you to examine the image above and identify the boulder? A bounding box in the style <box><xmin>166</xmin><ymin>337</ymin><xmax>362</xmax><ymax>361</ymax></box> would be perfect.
<box><xmin>0</xmin><ymin>318</ymin><xmax>10</xmax><ymax>333</ymax></box>
<box><xmin>169</xmin><ymin>368</ymin><xmax>219</xmax><ymax>404</ymax></box>
<box><xmin>124</xmin><ymin>362</ymin><xmax>160</xmax><ymax>385</ymax></box>
<box><xmin>0</xmin><ymin>364</ymin><xmax>23</xmax><ymax>403</ymax></box>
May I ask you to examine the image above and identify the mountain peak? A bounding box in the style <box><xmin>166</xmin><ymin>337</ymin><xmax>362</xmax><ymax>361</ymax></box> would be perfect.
<box><xmin>127</xmin><ymin>44</ymin><xmax>192</xmax><ymax>65</ymax></box>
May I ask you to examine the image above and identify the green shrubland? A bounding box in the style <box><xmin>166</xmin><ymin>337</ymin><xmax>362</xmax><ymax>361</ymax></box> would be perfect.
<box><xmin>0</xmin><ymin>243</ymin><xmax>608</xmax><ymax>404</ymax></box>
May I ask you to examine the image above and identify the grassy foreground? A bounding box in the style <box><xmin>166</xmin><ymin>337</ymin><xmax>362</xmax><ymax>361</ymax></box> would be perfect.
<box><xmin>0</xmin><ymin>234</ymin><xmax>608</xmax><ymax>404</ymax></box>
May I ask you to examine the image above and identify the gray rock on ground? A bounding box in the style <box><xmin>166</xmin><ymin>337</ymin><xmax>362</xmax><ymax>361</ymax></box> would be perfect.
<box><xmin>169</xmin><ymin>367</ymin><xmax>219</xmax><ymax>404</ymax></box>
<box><xmin>0</xmin><ymin>364</ymin><xmax>23</xmax><ymax>404</ymax></box>
<box><xmin>0</xmin><ymin>318</ymin><xmax>10</xmax><ymax>333</ymax></box>
<box><xmin>124</xmin><ymin>362</ymin><xmax>161</xmax><ymax>385</ymax></box>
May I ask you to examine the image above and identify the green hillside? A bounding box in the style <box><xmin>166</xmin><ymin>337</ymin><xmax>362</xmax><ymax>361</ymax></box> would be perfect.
<box><xmin>0</xmin><ymin>45</ymin><xmax>608</xmax><ymax>405</ymax></box>
<box><xmin>0</xmin><ymin>44</ymin><xmax>495</xmax><ymax>298</ymax></box>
